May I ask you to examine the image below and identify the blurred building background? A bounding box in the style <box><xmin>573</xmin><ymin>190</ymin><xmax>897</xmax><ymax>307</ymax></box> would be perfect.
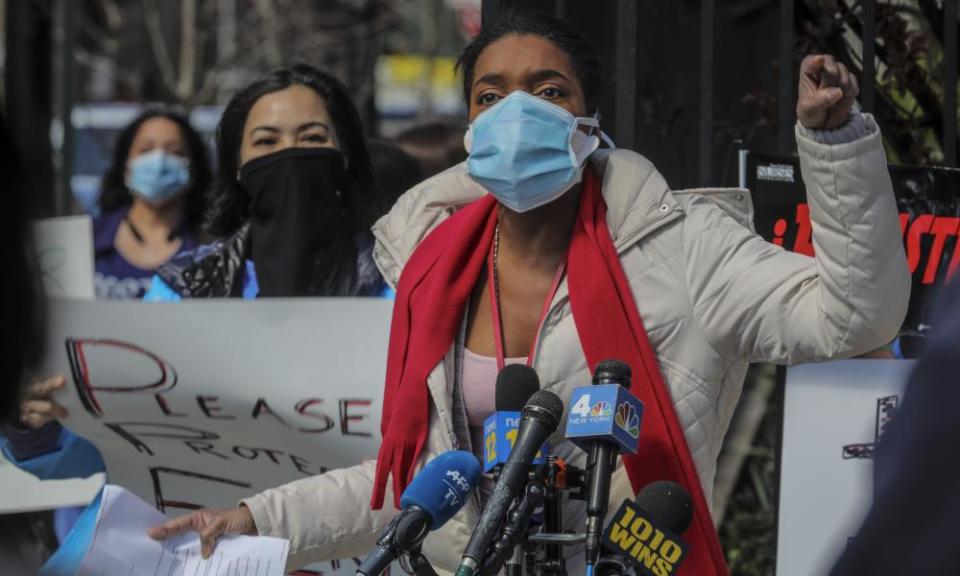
<box><xmin>2</xmin><ymin>1</ymin><xmax>958</xmax><ymax>574</ymax></box>
<box><xmin>3</xmin><ymin>0</ymin><xmax>480</xmax><ymax>216</ymax></box>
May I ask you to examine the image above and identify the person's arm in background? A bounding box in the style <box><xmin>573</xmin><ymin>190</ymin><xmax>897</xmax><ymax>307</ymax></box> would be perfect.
<box><xmin>2</xmin><ymin>376</ymin><xmax>104</xmax><ymax>480</ymax></box>
<box><xmin>829</xmin><ymin>281</ymin><xmax>960</xmax><ymax>575</ymax></box>
<box><xmin>686</xmin><ymin>54</ymin><xmax>910</xmax><ymax>364</ymax></box>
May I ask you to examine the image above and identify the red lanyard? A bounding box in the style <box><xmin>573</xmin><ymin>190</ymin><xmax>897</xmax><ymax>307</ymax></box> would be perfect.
<box><xmin>487</xmin><ymin>234</ymin><xmax>567</xmax><ymax>371</ymax></box>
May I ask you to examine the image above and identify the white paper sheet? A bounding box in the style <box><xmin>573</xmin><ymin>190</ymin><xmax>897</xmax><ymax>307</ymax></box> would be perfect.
<box><xmin>0</xmin><ymin>454</ymin><xmax>103</xmax><ymax>514</ymax></box>
<box><xmin>78</xmin><ymin>485</ymin><xmax>289</xmax><ymax>576</ymax></box>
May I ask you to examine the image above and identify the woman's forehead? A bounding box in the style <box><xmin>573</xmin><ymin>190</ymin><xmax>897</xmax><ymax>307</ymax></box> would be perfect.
<box><xmin>134</xmin><ymin>117</ymin><xmax>182</xmax><ymax>141</ymax></box>
<box><xmin>473</xmin><ymin>34</ymin><xmax>577</xmax><ymax>84</ymax></box>
<box><xmin>247</xmin><ymin>86</ymin><xmax>331</xmax><ymax>127</ymax></box>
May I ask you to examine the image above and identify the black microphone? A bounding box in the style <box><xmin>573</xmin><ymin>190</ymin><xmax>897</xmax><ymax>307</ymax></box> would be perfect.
<box><xmin>456</xmin><ymin>389</ymin><xmax>565</xmax><ymax>576</ymax></box>
<box><xmin>583</xmin><ymin>359</ymin><xmax>634</xmax><ymax>569</ymax></box>
<box><xmin>632</xmin><ymin>481</ymin><xmax>693</xmax><ymax>536</ymax></box>
<box><xmin>596</xmin><ymin>481</ymin><xmax>693</xmax><ymax>576</ymax></box>
<box><xmin>483</xmin><ymin>364</ymin><xmax>543</xmax><ymax>471</ymax></box>
<box><xmin>488</xmin><ymin>364</ymin><xmax>542</xmax><ymax>576</ymax></box>
<box><xmin>357</xmin><ymin>451</ymin><xmax>482</xmax><ymax>576</ymax></box>
<box><xmin>497</xmin><ymin>364</ymin><xmax>541</xmax><ymax>411</ymax></box>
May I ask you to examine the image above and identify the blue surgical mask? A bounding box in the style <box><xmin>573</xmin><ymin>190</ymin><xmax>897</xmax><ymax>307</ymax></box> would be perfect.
<box><xmin>464</xmin><ymin>90</ymin><xmax>603</xmax><ymax>213</ymax></box>
<box><xmin>125</xmin><ymin>149</ymin><xmax>191</xmax><ymax>204</ymax></box>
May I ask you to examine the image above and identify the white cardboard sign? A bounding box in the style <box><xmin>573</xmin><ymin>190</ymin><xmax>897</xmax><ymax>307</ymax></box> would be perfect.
<box><xmin>40</xmin><ymin>298</ymin><xmax>392</xmax><ymax>514</ymax></box>
<box><xmin>776</xmin><ymin>360</ymin><xmax>914</xmax><ymax>576</ymax></box>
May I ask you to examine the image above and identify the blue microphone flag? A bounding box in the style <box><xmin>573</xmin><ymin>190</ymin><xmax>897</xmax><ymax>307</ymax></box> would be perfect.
<box><xmin>482</xmin><ymin>411</ymin><xmax>549</xmax><ymax>472</ymax></box>
<box><xmin>564</xmin><ymin>384</ymin><xmax>644</xmax><ymax>454</ymax></box>
<box><xmin>400</xmin><ymin>450</ymin><xmax>482</xmax><ymax>528</ymax></box>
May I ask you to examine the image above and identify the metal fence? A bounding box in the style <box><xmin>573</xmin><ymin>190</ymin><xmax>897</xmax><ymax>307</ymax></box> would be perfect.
<box><xmin>482</xmin><ymin>0</ymin><xmax>960</xmax><ymax>181</ymax></box>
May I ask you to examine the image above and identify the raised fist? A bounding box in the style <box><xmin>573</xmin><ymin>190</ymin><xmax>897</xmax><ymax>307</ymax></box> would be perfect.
<box><xmin>797</xmin><ymin>54</ymin><xmax>860</xmax><ymax>130</ymax></box>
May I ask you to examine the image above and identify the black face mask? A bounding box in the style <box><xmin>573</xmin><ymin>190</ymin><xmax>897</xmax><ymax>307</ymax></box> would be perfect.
<box><xmin>240</xmin><ymin>147</ymin><xmax>348</xmax><ymax>297</ymax></box>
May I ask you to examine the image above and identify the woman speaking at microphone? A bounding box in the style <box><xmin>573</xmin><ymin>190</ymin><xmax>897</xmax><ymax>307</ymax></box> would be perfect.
<box><xmin>151</xmin><ymin>9</ymin><xmax>909</xmax><ymax>574</ymax></box>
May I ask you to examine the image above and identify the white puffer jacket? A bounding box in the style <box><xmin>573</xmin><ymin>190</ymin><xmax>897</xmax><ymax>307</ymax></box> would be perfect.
<box><xmin>243</xmin><ymin>115</ymin><xmax>910</xmax><ymax>572</ymax></box>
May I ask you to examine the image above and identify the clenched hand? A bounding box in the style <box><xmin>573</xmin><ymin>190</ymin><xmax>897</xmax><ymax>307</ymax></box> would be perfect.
<box><xmin>797</xmin><ymin>54</ymin><xmax>860</xmax><ymax>130</ymax></box>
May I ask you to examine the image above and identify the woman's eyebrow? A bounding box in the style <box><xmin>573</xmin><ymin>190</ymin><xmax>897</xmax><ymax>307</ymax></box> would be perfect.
<box><xmin>473</xmin><ymin>69</ymin><xmax>572</xmax><ymax>91</ymax></box>
<box><xmin>473</xmin><ymin>72</ymin><xmax>507</xmax><ymax>90</ymax></box>
<box><xmin>296</xmin><ymin>121</ymin><xmax>329</xmax><ymax>132</ymax></box>
<box><xmin>527</xmin><ymin>69</ymin><xmax>571</xmax><ymax>85</ymax></box>
<box><xmin>249</xmin><ymin>125</ymin><xmax>280</xmax><ymax>135</ymax></box>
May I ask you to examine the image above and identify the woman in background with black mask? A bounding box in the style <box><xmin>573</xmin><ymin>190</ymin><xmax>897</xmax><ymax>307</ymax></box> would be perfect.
<box><xmin>145</xmin><ymin>64</ymin><xmax>388</xmax><ymax>300</ymax></box>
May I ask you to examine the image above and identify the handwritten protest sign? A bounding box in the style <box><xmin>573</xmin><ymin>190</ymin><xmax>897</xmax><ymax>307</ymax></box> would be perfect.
<box><xmin>41</xmin><ymin>298</ymin><xmax>392</xmax><ymax>517</ymax></box>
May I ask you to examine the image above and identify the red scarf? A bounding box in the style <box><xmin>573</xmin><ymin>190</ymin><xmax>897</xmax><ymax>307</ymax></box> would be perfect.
<box><xmin>372</xmin><ymin>168</ymin><xmax>729</xmax><ymax>576</ymax></box>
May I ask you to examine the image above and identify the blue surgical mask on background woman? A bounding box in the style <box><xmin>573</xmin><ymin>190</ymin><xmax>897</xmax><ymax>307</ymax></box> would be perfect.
<box><xmin>464</xmin><ymin>90</ymin><xmax>604</xmax><ymax>213</ymax></box>
<box><xmin>125</xmin><ymin>149</ymin><xmax>191</xmax><ymax>204</ymax></box>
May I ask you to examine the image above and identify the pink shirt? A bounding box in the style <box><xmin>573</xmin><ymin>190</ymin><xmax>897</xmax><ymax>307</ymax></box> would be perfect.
<box><xmin>461</xmin><ymin>348</ymin><xmax>526</xmax><ymax>454</ymax></box>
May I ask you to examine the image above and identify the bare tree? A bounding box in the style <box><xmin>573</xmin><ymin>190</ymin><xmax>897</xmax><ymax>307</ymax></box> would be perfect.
<box><xmin>74</xmin><ymin>0</ymin><xmax>390</xmax><ymax>113</ymax></box>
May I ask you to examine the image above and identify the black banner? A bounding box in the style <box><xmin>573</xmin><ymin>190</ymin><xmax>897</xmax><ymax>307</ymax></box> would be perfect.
<box><xmin>744</xmin><ymin>152</ymin><xmax>960</xmax><ymax>353</ymax></box>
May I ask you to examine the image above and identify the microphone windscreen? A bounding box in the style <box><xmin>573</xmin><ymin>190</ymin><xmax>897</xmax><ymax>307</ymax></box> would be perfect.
<box><xmin>593</xmin><ymin>359</ymin><xmax>632</xmax><ymax>389</ymax></box>
<box><xmin>400</xmin><ymin>450</ymin><xmax>482</xmax><ymax>528</ymax></box>
<box><xmin>634</xmin><ymin>480</ymin><xmax>693</xmax><ymax>534</ymax></box>
<box><xmin>495</xmin><ymin>364</ymin><xmax>541</xmax><ymax>411</ymax></box>
<box><xmin>522</xmin><ymin>389</ymin><xmax>564</xmax><ymax>431</ymax></box>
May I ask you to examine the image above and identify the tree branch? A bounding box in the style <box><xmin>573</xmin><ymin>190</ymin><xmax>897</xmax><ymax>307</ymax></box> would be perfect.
<box><xmin>142</xmin><ymin>0</ymin><xmax>179</xmax><ymax>95</ymax></box>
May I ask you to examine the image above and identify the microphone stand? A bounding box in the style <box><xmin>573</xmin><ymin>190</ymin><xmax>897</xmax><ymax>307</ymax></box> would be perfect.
<box><xmin>473</xmin><ymin>458</ymin><xmax>590</xmax><ymax>576</ymax></box>
<box><xmin>528</xmin><ymin>457</ymin><xmax>586</xmax><ymax>576</ymax></box>
<box><xmin>406</xmin><ymin>545</ymin><xmax>440</xmax><ymax>576</ymax></box>
<box><xmin>480</xmin><ymin>466</ymin><xmax>547</xmax><ymax>576</ymax></box>
<box><xmin>540</xmin><ymin>458</ymin><xmax>565</xmax><ymax>576</ymax></box>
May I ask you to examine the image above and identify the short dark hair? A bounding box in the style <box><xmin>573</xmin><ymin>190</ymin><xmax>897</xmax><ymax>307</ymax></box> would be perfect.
<box><xmin>98</xmin><ymin>108</ymin><xmax>212</xmax><ymax>232</ymax></box>
<box><xmin>394</xmin><ymin>119</ymin><xmax>467</xmax><ymax>178</ymax></box>
<box><xmin>455</xmin><ymin>8</ymin><xmax>602</xmax><ymax>115</ymax></box>
<box><xmin>206</xmin><ymin>64</ymin><xmax>377</xmax><ymax>237</ymax></box>
<box><xmin>367</xmin><ymin>139</ymin><xmax>424</xmax><ymax>208</ymax></box>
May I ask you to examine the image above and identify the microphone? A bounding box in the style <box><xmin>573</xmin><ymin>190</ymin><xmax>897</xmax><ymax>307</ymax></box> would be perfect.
<box><xmin>597</xmin><ymin>480</ymin><xmax>692</xmax><ymax>576</ymax></box>
<box><xmin>483</xmin><ymin>364</ymin><xmax>547</xmax><ymax>472</ymax></box>
<box><xmin>456</xmin><ymin>389</ymin><xmax>565</xmax><ymax>576</ymax></box>
<box><xmin>357</xmin><ymin>451</ymin><xmax>482</xmax><ymax>576</ymax></box>
<box><xmin>477</xmin><ymin>464</ymin><xmax>548</xmax><ymax>576</ymax></box>
<box><xmin>564</xmin><ymin>359</ymin><xmax>644</xmax><ymax>571</ymax></box>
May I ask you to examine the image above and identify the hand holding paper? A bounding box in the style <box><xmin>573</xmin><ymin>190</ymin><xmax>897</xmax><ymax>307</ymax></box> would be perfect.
<box><xmin>148</xmin><ymin>504</ymin><xmax>258</xmax><ymax>558</ymax></box>
<box><xmin>77</xmin><ymin>485</ymin><xmax>287</xmax><ymax>576</ymax></box>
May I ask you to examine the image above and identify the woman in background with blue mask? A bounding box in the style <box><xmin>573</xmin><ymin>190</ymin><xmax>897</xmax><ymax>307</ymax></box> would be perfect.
<box><xmin>151</xmin><ymin>9</ymin><xmax>908</xmax><ymax>575</ymax></box>
<box><xmin>94</xmin><ymin>109</ymin><xmax>211</xmax><ymax>299</ymax></box>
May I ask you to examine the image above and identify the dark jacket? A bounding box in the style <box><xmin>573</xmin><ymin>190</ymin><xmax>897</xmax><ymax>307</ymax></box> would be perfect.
<box><xmin>94</xmin><ymin>207</ymin><xmax>198</xmax><ymax>299</ymax></box>
<box><xmin>154</xmin><ymin>223</ymin><xmax>386</xmax><ymax>298</ymax></box>
<box><xmin>830</xmin><ymin>280</ymin><xmax>960</xmax><ymax>575</ymax></box>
